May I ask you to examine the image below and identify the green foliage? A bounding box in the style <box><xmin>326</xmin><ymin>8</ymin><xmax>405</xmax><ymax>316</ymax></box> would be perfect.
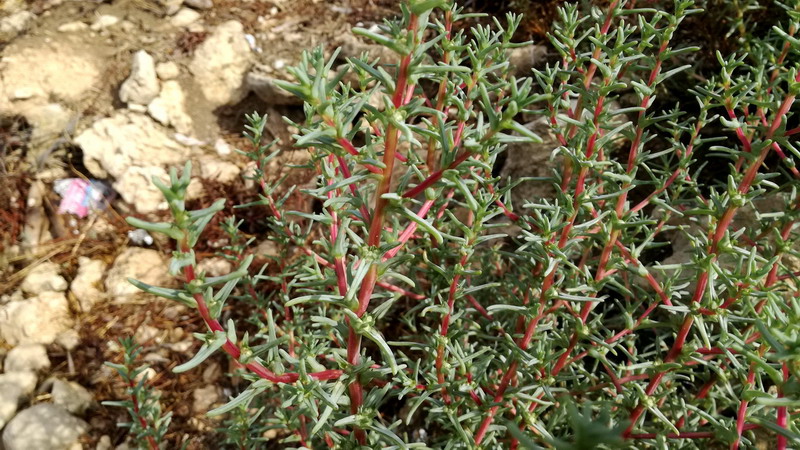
<box><xmin>115</xmin><ymin>0</ymin><xmax>800</xmax><ymax>448</ymax></box>
<box><xmin>102</xmin><ymin>338</ymin><xmax>173</xmax><ymax>449</ymax></box>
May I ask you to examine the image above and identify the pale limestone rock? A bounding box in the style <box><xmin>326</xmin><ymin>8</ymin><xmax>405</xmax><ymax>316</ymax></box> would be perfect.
<box><xmin>155</xmin><ymin>61</ymin><xmax>180</xmax><ymax>80</ymax></box>
<box><xmin>119</xmin><ymin>50</ymin><xmax>160</xmax><ymax>105</ymax></box>
<box><xmin>89</xmin><ymin>14</ymin><xmax>120</xmax><ymax>31</ymax></box>
<box><xmin>189</xmin><ymin>20</ymin><xmax>252</xmax><ymax>107</ymax></box>
<box><xmin>114</xmin><ymin>166</ymin><xmax>172</xmax><ymax>213</ymax></box>
<box><xmin>159</xmin><ymin>0</ymin><xmax>182</xmax><ymax>15</ymax></box>
<box><xmin>0</xmin><ymin>372</ymin><xmax>38</xmax><ymax>396</ymax></box>
<box><xmin>74</xmin><ymin>112</ymin><xmax>189</xmax><ymax>214</ymax></box>
<box><xmin>192</xmin><ymin>385</ymin><xmax>219</xmax><ymax>414</ymax></box>
<box><xmin>51</xmin><ymin>379</ymin><xmax>93</xmax><ymax>414</ymax></box>
<box><xmin>4</xmin><ymin>344</ymin><xmax>50</xmax><ymax>372</ymax></box>
<box><xmin>171</xmin><ymin>7</ymin><xmax>200</xmax><ymax>27</ymax></box>
<box><xmin>20</xmin><ymin>181</ymin><xmax>51</xmax><ymax>248</ymax></box>
<box><xmin>96</xmin><ymin>435</ymin><xmax>112</xmax><ymax>450</ymax></box>
<box><xmin>0</xmin><ymin>292</ymin><xmax>73</xmax><ymax>346</ymax></box>
<box><xmin>76</xmin><ymin>111</ymin><xmax>186</xmax><ymax>179</ymax></box>
<box><xmin>20</xmin><ymin>261</ymin><xmax>68</xmax><ymax>295</ymax></box>
<box><xmin>508</xmin><ymin>44</ymin><xmax>549</xmax><ymax>77</ymax></box>
<box><xmin>184</xmin><ymin>0</ymin><xmax>212</xmax><ymax>8</ymax></box>
<box><xmin>199</xmin><ymin>157</ymin><xmax>240</xmax><ymax>183</ymax></box>
<box><xmin>57</xmin><ymin>21</ymin><xmax>88</xmax><ymax>33</ymax></box>
<box><xmin>55</xmin><ymin>329</ymin><xmax>80</xmax><ymax>351</ymax></box>
<box><xmin>147</xmin><ymin>80</ymin><xmax>193</xmax><ymax>134</ymax></box>
<box><xmin>247</xmin><ymin>67</ymin><xmax>302</xmax><ymax>105</ymax></box>
<box><xmin>2</xmin><ymin>404</ymin><xmax>88</xmax><ymax>450</ymax></box>
<box><xmin>70</xmin><ymin>257</ymin><xmax>108</xmax><ymax>311</ymax></box>
<box><xmin>105</xmin><ymin>248</ymin><xmax>170</xmax><ymax>303</ymax></box>
<box><xmin>0</xmin><ymin>383</ymin><xmax>22</xmax><ymax>429</ymax></box>
<box><xmin>197</xmin><ymin>257</ymin><xmax>233</xmax><ymax>277</ymax></box>
<box><xmin>214</xmin><ymin>138</ymin><xmax>231</xmax><ymax>156</ymax></box>
<box><xmin>0</xmin><ymin>11</ymin><xmax>35</xmax><ymax>40</ymax></box>
<box><xmin>15</xmin><ymin>102</ymin><xmax>74</xmax><ymax>147</ymax></box>
<box><xmin>1</xmin><ymin>38</ymin><xmax>102</xmax><ymax>106</ymax></box>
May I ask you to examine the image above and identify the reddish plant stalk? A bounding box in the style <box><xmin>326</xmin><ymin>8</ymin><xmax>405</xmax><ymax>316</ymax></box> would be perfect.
<box><xmin>553</xmin><ymin>26</ymin><xmax>678</xmax><ymax>377</ymax></box>
<box><xmin>127</xmin><ymin>378</ymin><xmax>159</xmax><ymax>450</ymax></box>
<box><xmin>732</xmin><ymin>347</ymin><xmax>766</xmax><ymax>450</ymax></box>
<box><xmin>182</xmin><ymin>248</ymin><xmax>343</xmax><ymax>384</ymax></box>
<box><xmin>777</xmin><ymin>363</ymin><xmax>789</xmax><ymax>450</ymax></box>
<box><xmin>426</xmin><ymin>9</ymin><xmax>453</xmax><ymax>170</ymax></box>
<box><xmin>625</xmin><ymin>73</ymin><xmax>799</xmax><ymax>438</ymax></box>
<box><xmin>345</xmin><ymin>14</ymin><xmax>421</xmax><ymax>444</ymax></box>
<box><xmin>436</xmin><ymin>251</ymin><xmax>470</xmax><ymax>404</ymax></box>
<box><xmin>628</xmin><ymin>424</ymin><xmax>759</xmax><ymax>440</ymax></box>
<box><xmin>474</xmin><ymin>361</ymin><xmax>519</xmax><ymax>444</ymax></box>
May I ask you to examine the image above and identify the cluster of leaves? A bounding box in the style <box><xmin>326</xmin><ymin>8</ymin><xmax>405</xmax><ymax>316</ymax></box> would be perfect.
<box><xmin>115</xmin><ymin>0</ymin><xmax>800</xmax><ymax>448</ymax></box>
<box><xmin>103</xmin><ymin>338</ymin><xmax>173</xmax><ymax>450</ymax></box>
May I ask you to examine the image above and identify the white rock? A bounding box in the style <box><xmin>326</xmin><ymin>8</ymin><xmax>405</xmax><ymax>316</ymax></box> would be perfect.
<box><xmin>134</xmin><ymin>325</ymin><xmax>161</xmax><ymax>345</ymax></box>
<box><xmin>74</xmin><ymin>112</ymin><xmax>189</xmax><ymax>214</ymax></box>
<box><xmin>4</xmin><ymin>344</ymin><xmax>50</xmax><ymax>372</ymax></box>
<box><xmin>171</xmin><ymin>7</ymin><xmax>200</xmax><ymax>27</ymax></box>
<box><xmin>57</xmin><ymin>21</ymin><xmax>88</xmax><ymax>32</ymax></box>
<box><xmin>119</xmin><ymin>50</ymin><xmax>160</xmax><ymax>106</ymax></box>
<box><xmin>51</xmin><ymin>379</ymin><xmax>93</xmax><ymax>414</ymax></box>
<box><xmin>134</xmin><ymin>367</ymin><xmax>157</xmax><ymax>384</ymax></box>
<box><xmin>189</xmin><ymin>20</ymin><xmax>252</xmax><ymax>107</ymax></box>
<box><xmin>90</xmin><ymin>14</ymin><xmax>120</xmax><ymax>31</ymax></box>
<box><xmin>192</xmin><ymin>385</ymin><xmax>219</xmax><ymax>414</ymax></box>
<box><xmin>146</xmin><ymin>98</ymin><xmax>169</xmax><ymax>125</ymax></box>
<box><xmin>55</xmin><ymin>329</ymin><xmax>80</xmax><ymax>351</ymax></box>
<box><xmin>20</xmin><ymin>181</ymin><xmax>51</xmax><ymax>248</ymax></box>
<box><xmin>0</xmin><ymin>383</ymin><xmax>22</xmax><ymax>429</ymax></box>
<box><xmin>173</xmin><ymin>133</ymin><xmax>205</xmax><ymax>147</ymax></box>
<box><xmin>11</xmin><ymin>87</ymin><xmax>34</xmax><ymax>100</ymax></box>
<box><xmin>214</xmin><ymin>138</ymin><xmax>231</xmax><ymax>156</ymax></box>
<box><xmin>0</xmin><ymin>292</ymin><xmax>73</xmax><ymax>346</ymax></box>
<box><xmin>0</xmin><ymin>371</ymin><xmax>38</xmax><ymax>396</ymax></box>
<box><xmin>197</xmin><ymin>257</ymin><xmax>233</xmax><ymax>277</ymax></box>
<box><xmin>155</xmin><ymin>61</ymin><xmax>180</xmax><ymax>80</ymax></box>
<box><xmin>255</xmin><ymin>240</ymin><xmax>280</xmax><ymax>258</ymax></box>
<box><xmin>0</xmin><ymin>0</ymin><xmax>24</xmax><ymax>12</ymax></box>
<box><xmin>199</xmin><ymin>157</ymin><xmax>240</xmax><ymax>183</ymax></box>
<box><xmin>2</xmin><ymin>404</ymin><xmax>88</xmax><ymax>450</ymax></box>
<box><xmin>187</xmin><ymin>22</ymin><xmax>204</xmax><ymax>33</ymax></box>
<box><xmin>105</xmin><ymin>248</ymin><xmax>170</xmax><ymax>303</ymax></box>
<box><xmin>20</xmin><ymin>261</ymin><xmax>67</xmax><ymax>295</ymax></box>
<box><xmin>0</xmin><ymin>39</ymin><xmax>102</xmax><ymax>106</ymax></box>
<box><xmin>147</xmin><ymin>80</ymin><xmax>193</xmax><ymax>134</ymax></box>
<box><xmin>0</xmin><ymin>11</ymin><xmax>35</xmax><ymax>38</ymax></box>
<box><xmin>70</xmin><ymin>257</ymin><xmax>108</xmax><ymax>312</ymax></box>
<box><xmin>76</xmin><ymin>111</ymin><xmax>186</xmax><ymax>177</ymax></box>
<box><xmin>184</xmin><ymin>0</ymin><xmax>212</xmax><ymax>9</ymax></box>
<box><xmin>159</xmin><ymin>0</ymin><xmax>183</xmax><ymax>15</ymax></box>
<box><xmin>127</xmin><ymin>103</ymin><xmax>147</xmax><ymax>113</ymax></box>
<box><xmin>95</xmin><ymin>435</ymin><xmax>112</xmax><ymax>450</ymax></box>
<box><xmin>244</xmin><ymin>33</ymin><xmax>259</xmax><ymax>52</ymax></box>
<box><xmin>114</xmin><ymin>166</ymin><xmax>173</xmax><ymax>213</ymax></box>
<box><xmin>186</xmin><ymin>177</ymin><xmax>206</xmax><ymax>201</ymax></box>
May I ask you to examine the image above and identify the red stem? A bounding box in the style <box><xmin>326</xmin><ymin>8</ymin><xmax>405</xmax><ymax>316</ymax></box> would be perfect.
<box><xmin>127</xmin><ymin>378</ymin><xmax>160</xmax><ymax>450</ymax></box>
<box><xmin>625</xmin><ymin>72</ymin><xmax>799</xmax><ymax>440</ymax></box>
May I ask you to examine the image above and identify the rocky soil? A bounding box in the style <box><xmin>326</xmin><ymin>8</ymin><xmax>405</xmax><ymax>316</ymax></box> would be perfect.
<box><xmin>0</xmin><ymin>0</ymin><xmax>554</xmax><ymax>447</ymax></box>
<box><xmin>3</xmin><ymin>0</ymin><xmax>796</xmax><ymax>447</ymax></box>
<box><xmin>0</xmin><ymin>0</ymin><xmax>401</xmax><ymax>448</ymax></box>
